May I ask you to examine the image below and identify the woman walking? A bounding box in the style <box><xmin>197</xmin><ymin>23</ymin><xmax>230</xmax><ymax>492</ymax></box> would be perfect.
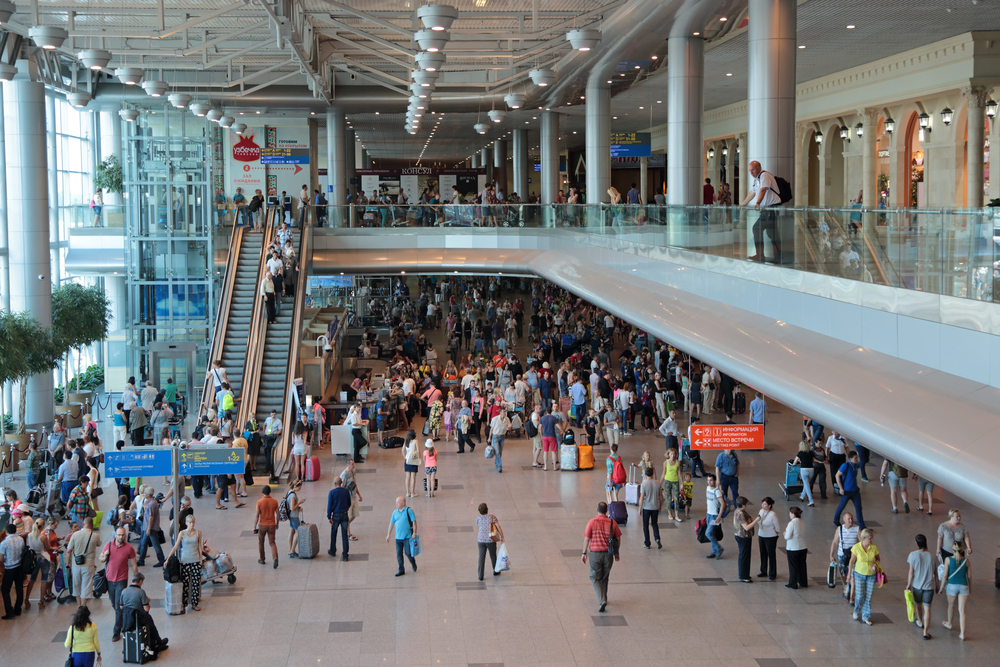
<box><xmin>784</xmin><ymin>506</ymin><xmax>808</xmax><ymax>589</ymax></box>
<box><xmin>847</xmin><ymin>528</ymin><xmax>879</xmax><ymax>625</ymax></box>
<box><xmin>662</xmin><ymin>448</ymin><xmax>683</xmax><ymax>522</ymax></box>
<box><xmin>475</xmin><ymin>503</ymin><xmax>504</xmax><ymax>581</ymax></box>
<box><xmin>166</xmin><ymin>514</ymin><xmax>204</xmax><ymax>612</ymax></box>
<box><xmin>791</xmin><ymin>441</ymin><xmax>815</xmax><ymax>506</ymax></box>
<box><xmin>402</xmin><ymin>430</ymin><xmax>420</xmax><ymax>498</ymax></box>
<box><xmin>733</xmin><ymin>497</ymin><xmax>760</xmax><ymax>583</ymax></box>
<box><xmin>64</xmin><ymin>604</ymin><xmax>101</xmax><ymax>667</ymax></box>
<box><xmin>939</xmin><ymin>541</ymin><xmax>970</xmax><ymax>640</ymax></box>
<box><xmin>936</xmin><ymin>509</ymin><xmax>972</xmax><ymax>560</ymax></box>
<box><xmin>756</xmin><ymin>497</ymin><xmax>781</xmax><ymax>581</ymax></box>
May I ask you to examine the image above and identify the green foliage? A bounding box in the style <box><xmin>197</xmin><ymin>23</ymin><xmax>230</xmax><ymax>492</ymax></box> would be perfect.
<box><xmin>94</xmin><ymin>154</ymin><xmax>123</xmax><ymax>195</ymax></box>
<box><xmin>0</xmin><ymin>311</ymin><xmax>62</xmax><ymax>433</ymax></box>
<box><xmin>54</xmin><ymin>365</ymin><xmax>105</xmax><ymax>404</ymax></box>
<box><xmin>2</xmin><ymin>413</ymin><xmax>12</xmax><ymax>434</ymax></box>
<box><xmin>52</xmin><ymin>283</ymin><xmax>112</xmax><ymax>356</ymax></box>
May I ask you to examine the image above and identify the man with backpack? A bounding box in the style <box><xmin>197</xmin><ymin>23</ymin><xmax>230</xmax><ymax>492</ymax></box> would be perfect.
<box><xmin>741</xmin><ymin>160</ymin><xmax>787</xmax><ymax>264</ymax></box>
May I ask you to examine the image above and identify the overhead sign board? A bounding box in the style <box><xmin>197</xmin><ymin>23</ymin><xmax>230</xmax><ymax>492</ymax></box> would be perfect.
<box><xmin>178</xmin><ymin>447</ymin><xmax>246</xmax><ymax>475</ymax></box>
<box><xmin>260</xmin><ymin>148</ymin><xmax>310</xmax><ymax>165</ymax></box>
<box><xmin>689</xmin><ymin>424</ymin><xmax>765</xmax><ymax>450</ymax></box>
<box><xmin>610</xmin><ymin>132</ymin><xmax>652</xmax><ymax>158</ymax></box>
<box><xmin>105</xmin><ymin>448</ymin><xmax>173</xmax><ymax>478</ymax></box>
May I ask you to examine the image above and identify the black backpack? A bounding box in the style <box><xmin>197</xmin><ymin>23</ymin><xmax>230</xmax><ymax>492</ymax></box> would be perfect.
<box><xmin>764</xmin><ymin>172</ymin><xmax>793</xmax><ymax>204</ymax></box>
<box><xmin>163</xmin><ymin>555</ymin><xmax>182</xmax><ymax>583</ymax></box>
<box><xmin>525</xmin><ymin>418</ymin><xmax>538</xmax><ymax>438</ymax></box>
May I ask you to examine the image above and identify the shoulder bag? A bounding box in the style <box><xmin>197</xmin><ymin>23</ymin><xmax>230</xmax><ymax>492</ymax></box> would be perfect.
<box><xmin>74</xmin><ymin>531</ymin><xmax>93</xmax><ymax>566</ymax></box>
<box><xmin>489</xmin><ymin>516</ymin><xmax>502</xmax><ymax>543</ymax></box>
<box><xmin>65</xmin><ymin>627</ymin><xmax>74</xmax><ymax>667</ymax></box>
<box><xmin>605</xmin><ymin>517</ymin><xmax>619</xmax><ymax>557</ymax></box>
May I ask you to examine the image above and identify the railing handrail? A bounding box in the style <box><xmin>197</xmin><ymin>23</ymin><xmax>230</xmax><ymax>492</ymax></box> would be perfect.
<box><xmin>273</xmin><ymin>223</ymin><xmax>311</xmax><ymax>481</ymax></box>
<box><xmin>236</xmin><ymin>208</ymin><xmax>277</xmax><ymax>431</ymax></box>
<box><xmin>199</xmin><ymin>223</ymin><xmax>244</xmax><ymax>420</ymax></box>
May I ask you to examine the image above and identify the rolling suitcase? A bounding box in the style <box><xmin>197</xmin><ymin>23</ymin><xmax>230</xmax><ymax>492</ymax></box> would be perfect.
<box><xmin>578</xmin><ymin>444</ymin><xmax>594</xmax><ymax>470</ymax></box>
<box><xmin>297</xmin><ymin>520</ymin><xmax>320</xmax><ymax>559</ymax></box>
<box><xmin>734</xmin><ymin>391</ymin><xmax>746</xmax><ymax>414</ymax></box>
<box><xmin>122</xmin><ymin>627</ymin><xmax>149</xmax><ymax>664</ymax></box>
<box><xmin>305</xmin><ymin>456</ymin><xmax>321</xmax><ymax>481</ymax></box>
<box><xmin>995</xmin><ymin>557</ymin><xmax>1000</xmax><ymax>589</ymax></box>
<box><xmin>624</xmin><ymin>464</ymin><xmax>640</xmax><ymax>505</ymax></box>
<box><xmin>165</xmin><ymin>580</ymin><xmax>185</xmax><ymax>615</ymax></box>
<box><xmin>608</xmin><ymin>500</ymin><xmax>628</xmax><ymax>526</ymax></box>
<box><xmin>560</xmin><ymin>444</ymin><xmax>578</xmax><ymax>471</ymax></box>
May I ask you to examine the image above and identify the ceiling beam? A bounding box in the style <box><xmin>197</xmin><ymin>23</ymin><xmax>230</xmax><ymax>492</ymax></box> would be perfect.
<box><xmin>183</xmin><ymin>20</ymin><xmax>271</xmax><ymax>56</ymax></box>
<box><xmin>315</xmin><ymin>0</ymin><xmax>412</xmax><ymax>38</ymax></box>
<box><xmin>325</xmin><ymin>32</ymin><xmax>412</xmax><ymax>69</ymax></box>
<box><xmin>317</xmin><ymin>20</ymin><xmax>415</xmax><ymax>57</ymax></box>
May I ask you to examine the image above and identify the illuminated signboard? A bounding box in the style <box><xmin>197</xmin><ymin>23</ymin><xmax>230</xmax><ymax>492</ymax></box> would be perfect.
<box><xmin>610</xmin><ymin>132</ymin><xmax>651</xmax><ymax>158</ymax></box>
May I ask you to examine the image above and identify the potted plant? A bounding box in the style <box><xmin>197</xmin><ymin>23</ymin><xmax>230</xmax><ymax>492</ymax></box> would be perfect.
<box><xmin>0</xmin><ymin>311</ymin><xmax>61</xmax><ymax>461</ymax></box>
<box><xmin>52</xmin><ymin>283</ymin><xmax>112</xmax><ymax>411</ymax></box>
<box><xmin>95</xmin><ymin>154</ymin><xmax>124</xmax><ymax>206</ymax></box>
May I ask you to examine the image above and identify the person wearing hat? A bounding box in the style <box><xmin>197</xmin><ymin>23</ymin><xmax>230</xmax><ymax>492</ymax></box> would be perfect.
<box><xmin>733</xmin><ymin>497</ymin><xmax>761</xmax><ymax>583</ymax></box>
<box><xmin>423</xmin><ymin>440</ymin><xmax>437</xmax><ymax>497</ymax></box>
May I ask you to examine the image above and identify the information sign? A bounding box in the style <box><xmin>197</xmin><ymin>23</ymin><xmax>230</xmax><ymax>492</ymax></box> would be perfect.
<box><xmin>178</xmin><ymin>447</ymin><xmax>246</xmax><ymax>475</ymax></box>
<box><xmin>610</xmin><ymin>132</ymin><xmax>652</xmax><ymax>158</ymax></box>
<box><xmin>260</xmin><ymin>148</ymin><xmax>310</xmax><ymax>165</ymax></box>
<box><xmin>689</xmin><ymin>424</ymin><xmax>765</xmax><ymax>450</ymax></box>
<box><xmin>105</xmin><ymin>448</ymin><xmax>174</xmax><ymax>478</ymax></box>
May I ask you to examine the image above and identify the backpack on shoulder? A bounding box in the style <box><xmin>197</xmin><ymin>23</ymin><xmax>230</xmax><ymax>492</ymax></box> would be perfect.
<box><xmin>764</xmin><ymin>171</ymin><xmax>793</xmax><ymax>204</ymax></box>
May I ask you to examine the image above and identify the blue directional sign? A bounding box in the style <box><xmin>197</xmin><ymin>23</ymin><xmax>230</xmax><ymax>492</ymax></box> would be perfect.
<box><xmin>105</xmin><ymin>449</ymin><xmax>173</xmax><ymax>478</ymax></box>
<box><xmin>610</xmin><ymin>132</ymin><xmax>651</xmax><ymax>158</ymax></box>
<box><xmin>178</xmin><ymin>447</ymin><xmax>245</xmax><ymax>476</ymax></box>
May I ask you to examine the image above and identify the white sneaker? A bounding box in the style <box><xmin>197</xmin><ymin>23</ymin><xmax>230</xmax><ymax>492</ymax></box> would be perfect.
<box><xmin>852</xmin><ymin>613</ymin><xmax>859</xmax><ymax>620</ymax></box>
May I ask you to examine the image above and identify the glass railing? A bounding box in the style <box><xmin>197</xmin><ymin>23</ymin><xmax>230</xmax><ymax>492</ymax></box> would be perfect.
<box><xmin>64</xmin><ymin>203</ymin><xmax>125</xmax><ymax>229</ymax></box>
<box><xmin>316</xmin><ymin>203</ymin><xmax>1000</xmax><ymax>304</ymax></box>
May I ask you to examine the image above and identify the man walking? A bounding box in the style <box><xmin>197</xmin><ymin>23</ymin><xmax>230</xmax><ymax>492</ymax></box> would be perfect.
<box><xmin>489</xmin><ymin>410</ymin><xmax>510</xmax><ymax>474</ymax></box>
<box><xmin>386</xmin><ymin>497</ymin><xmax>418</xmax><ymax>576</ymax></box>
<box><xmin>100</xmin><ymin>527</ymin><xmax>137</xmax><ymax>642</ymax></box>
<box><xmin>0</xmin><ymin>524</ymin><xmax>25</xmax><ymax>619</ymax></box>
<box><xmin>748</xmin><ymin>391</ymin><xmax>768</xmax><ymax>429</ymax></box>
<box><xmin>715</xmin><ymin>449</ymin><xmax>741</xmax><ymax>509</ymax></box>
<box><xmin>570</xmin><ymin>376</ymin><xmax>587</xmax><ymax>427</ymax></box>
<box><xmin>254</xmin><ymin>486</ymin><xmax>280</xmax><ymax>568</ymax></box>
<box><xmin>704</xmin><ymin>473</ymin><xmax>725</xmax><ymax>559</ymax></box>
<box><xmin>68</xmin><ymin>517</ymin><xmax>100</xmax><ymax>607</ymax></box>
<box><xmin>826</xmin><ymin>431</ymin><xmax>848</xmax><ymax>492</ymax></box>
<box><xmin>740</xmin><ymin>160</ymin><xmax>784</xmax><ymax>263</ymax></box>
<box><xmin>659</xmin><ymin>409</ymin><xmax>681</xmax><ymax>451</ymax></box>
<box><xmin>834</xmin><ymin>451</ymin><xmax>866</xmax><ymax>528</ymax></box>
<box><xmin>136</xmin><ymin>487</ymin><xmax>165</xmax><ymax>568</ymax></box>
<box><xmin>327</xmin><ymin>477</ymin><xmax>352</xmax><ymax>561</ymax></box>
<box><xmin>581</xmin><ymin>502</ymin><xmax>622</xmax><ymax>612</ymax></box>
<box><xmin>638</xmin><ymin>467</ymin><xmax>663</xmax><ymax>550</ymax></box>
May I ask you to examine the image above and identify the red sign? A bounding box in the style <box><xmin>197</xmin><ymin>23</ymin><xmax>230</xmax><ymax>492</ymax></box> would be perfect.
<box><xmin>690</xmin><ymin>424</ymin><xmax>764</xmax><ymax>450</ymax></box>
<box><xmin>232</xmin><ymin>133</ymin><xmax>261</xmax><ymax>162</ymax></box>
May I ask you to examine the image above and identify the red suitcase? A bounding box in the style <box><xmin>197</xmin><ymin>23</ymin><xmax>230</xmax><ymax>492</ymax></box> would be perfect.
<box><xmin>305</xmin><ymin>456</ymin><xmax>320</xmax><ymax>481</ymax></box>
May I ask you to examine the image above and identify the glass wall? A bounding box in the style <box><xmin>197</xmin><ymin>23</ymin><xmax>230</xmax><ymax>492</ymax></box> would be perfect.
<box><xmin>123</xmin><ymin>106</ymin><xmax>215</xmax><ymax>390</ymax></box>
<box><xmin>48</xmin><ymin>94</ymin><xmax>94</xmax><ymax>283</ymax></box>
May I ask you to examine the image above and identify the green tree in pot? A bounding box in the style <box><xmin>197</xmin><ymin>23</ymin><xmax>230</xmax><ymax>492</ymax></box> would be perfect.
<box><xmin>52</xmin><ymin>283</ymin><xmax>112</xmax><ymax>404</ymax></box>
<box><xmin>0</xmin><ymin>311</ymin><xmax>61</xmax><ymax>435</ymax></box>
<box><xmin>95</xmin><ymin>154</ymin><xmax>124</xmax><ymax>208</ymax></box>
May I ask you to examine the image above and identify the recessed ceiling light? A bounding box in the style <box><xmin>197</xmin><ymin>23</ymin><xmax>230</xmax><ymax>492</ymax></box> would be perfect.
<box><xmin>634</xmin><ymin>65</ymin><xmax>640</xmax><ymax>69</ymax></box>
<box><xmin>651</xmin><ymin>55</ymin><xmax>658</xmax><ymax>59</ymax></box>
<box><xmin>580</xmin><ymin>96</ymin><xmax>585</xmax><ymax>99</ymax></box>
<box><xmin>719</xmin><ymin>16</ymin><xmax>727</xmax><ymax>21</ymax></box>
<box><xmin>572</xmin><ymin>131</ymin><xmax>577</xmax><ymax>134</ymax></box>
<box><xmin>726</xmin><ymin>72</ymin><xmax>732</xmax><ymax>76</ymax></box>
<box><xmin>693</xmin><ymin>31</ymin><xmax>700</xmax><ymax>35</ymax></box>
<box><xmin>375</xmin><ymin>112</ymin><xmax>379</xmax><ymax>115</ymax></box>
<box><xmin>657</xmin><ymin>100</ymin><xmax>662</xmax><ymax>103</ymax></box>
<box><xmin>798</xmin><ymin>44</ymin><xmax>805</xmax><ymax>49</ymax></box>
<box><xmin>846</xmin><ymin>24</ymin><xmax>855</xmax><ymax>29</ymax></box>
<box><xmin>612</xmin><ymin>116</ymin><xmax>617</xmax><ymax>119</ymax></box>
<box><xmin>620</xmin><ymin>73</ymin><xmax>625</xmax><ymax>77</ymax></box>
<box><xmin>639</xmin><ymin>106</ymin><xmax>643</xmax><ymax>109</ymax></box>
<box><xmin>607</xmin><ymin>79</ymin><xmax>612</xmax><ymax>83</ymax></box>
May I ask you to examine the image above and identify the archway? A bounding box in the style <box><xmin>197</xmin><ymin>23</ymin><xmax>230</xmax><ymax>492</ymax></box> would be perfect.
<box><xmin>904</xmin><ymin>113</ymin><xmax>924</xmax><ymax>207</ymax></box>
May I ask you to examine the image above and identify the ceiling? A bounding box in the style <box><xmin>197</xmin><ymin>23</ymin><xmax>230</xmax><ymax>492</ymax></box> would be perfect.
<box><xmin>3</xmin><ymin>0</ymin><xmax>1000</xmax><ymax>161</ymax></box>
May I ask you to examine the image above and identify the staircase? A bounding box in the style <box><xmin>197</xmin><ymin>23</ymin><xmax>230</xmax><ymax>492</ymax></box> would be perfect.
<box><xmin>218</xmin><ymin>232</ymin><xmax>264</xmax><ymax>403</ymax></box>
<box><xmin>255</xmin><ymin>291</ymin><xmax>294</xmax><ymax>418</ymax></box>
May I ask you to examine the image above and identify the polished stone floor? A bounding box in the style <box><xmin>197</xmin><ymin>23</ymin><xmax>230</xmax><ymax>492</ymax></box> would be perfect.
<box><xmin>3</xmin><ymin>328</ymin><xmax>998</xmax><ymax>666</ymax></box>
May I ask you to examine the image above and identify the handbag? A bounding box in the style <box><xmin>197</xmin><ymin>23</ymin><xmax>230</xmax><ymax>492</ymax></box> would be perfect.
<box><xmin>874</xmin><ymin>562</ymin><xmax>887</xmax><ymax>588</ymax></box>
<box><xmin>904</xmin><ymin>588</ymin><xmax>916</xmax><ymax>623</ymax></box>
<box><xmin>409</xmin><ymin>534</ymin><xmax>421</xmax><ymax>557</ymax></box>
<box><xmin>489</xmin><ymin>517</ymin><xmax>502</xmax><ymax>543</ymax></box>
<box><xmin>65</xmin><ymin>627</ymin><xmax>74</xmax><ymax>667</ymax></box>
<box><xmin>90</xmin><ymin>487</ymin><xmax>104</xmax><ymax>498</ymax></box>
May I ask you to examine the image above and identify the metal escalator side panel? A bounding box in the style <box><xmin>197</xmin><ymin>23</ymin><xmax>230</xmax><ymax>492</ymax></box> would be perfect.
<box><xmin>199</xmin><ymin>224</ymin><xmax>245</xmax><ymax>420</ymax></box>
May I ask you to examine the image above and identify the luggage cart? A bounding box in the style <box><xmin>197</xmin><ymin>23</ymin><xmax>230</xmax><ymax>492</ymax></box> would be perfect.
<box><xmin>200</xmin><ymin>545</ymin><xmax>238</xmax><ymax>585</ymax></box>
<box><xmin>780</xmin><ymin>461</ymin><xmax>802</xmax><ymax>500</ymax></box>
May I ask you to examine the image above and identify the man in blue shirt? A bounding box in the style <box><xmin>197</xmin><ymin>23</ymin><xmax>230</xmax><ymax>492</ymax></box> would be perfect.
<box><xmin>748</xmin><ymin>391</ymin><xmax>768</xmax><ymax>428</ymax></box>
<box><xmin>570</xmin><ymin>378</ymin><xmax>587</xmax><ymax>427</ymax></box>
<box><xmin>833</xmin><ymin>451</ymin><xmax>866</xmax><ymax>529</ymax></box>
<box><xmin>386</xmin><ymin>497</ymin><xmax>418</xmax><ymax>576</ymax></box>
<box><xmin>327</xmin><ymin>477</ymin><xmax>353</xmax><ymax>560</ymax></box>
<box><xmin>714</xmin><ymin>449</ymin><xmax>740</xmax><ymax>508</ymax></box>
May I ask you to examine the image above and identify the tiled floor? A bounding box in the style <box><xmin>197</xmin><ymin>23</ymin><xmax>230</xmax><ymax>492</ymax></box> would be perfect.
<box><xmin>4</xmin><ymin>308</ymin><xmax>1000</xmax><ymax>666</ymax></box>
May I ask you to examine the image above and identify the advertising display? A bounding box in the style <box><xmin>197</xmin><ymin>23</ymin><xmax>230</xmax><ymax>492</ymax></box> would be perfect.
<box><xmin>230</xmin><ymin>127</ymin><xmax>265</xmax><ymax>196</ymax></box>
<box><xmin>610</xmin><ymin>132</ymin><xmax>652</xmax><ymax>158</ymax></box>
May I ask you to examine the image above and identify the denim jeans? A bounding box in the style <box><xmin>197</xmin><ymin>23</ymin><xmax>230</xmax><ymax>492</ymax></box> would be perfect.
<box><xmin>108</xmin><ymin>578</ymin><xmax>128</xmax><ymax>635</ymax></box>
<box><xmin>720</xmin><ymin>473</ymin><xmax>740</xmax><ymax>507</ymax></box>
<box><xmin>395</xmin><ymin>538</ymin><xmax>417</xmax><ymax>573</ymax></box>
<box><xmin>492</xmin><ymin>435</ymin><xmax>505</xmax><ymax>471</ymax></box>
<box><xmin>853</xmin><ymin>573</ymin><xmax>875</xmax><ymax>620</ymax></box>
<box><xmin>138</xmin><ymin>529</ymin><xmax>165</xmax><ymax>564</ymax></box>
<box><xmin>618</xmin><ymin>409</ymin><xmax>628</xmax><ymax>432</ymax></box>
<box><xmin>329</xmin><ymin>512</ymin><xmax>349</xmax><ymax>556</ymax></box>
<box><xmin>641</xmin><ymin>509</ymin><xmax>660</xmax><ymax>547</ymax></box>
<box><xmin>706</xmin><ymin>514</ymin><xmax>721</xmax><ymax>555</ymax></box>
<box><xmin>834</xmin><ymin>490</ymin><xmax>866</xmax><ymax>528</ymax></box>
<box><xmin>26</xmin><ymin>472</ymin><xmax>38</xmax><ymax>492</ymax></box>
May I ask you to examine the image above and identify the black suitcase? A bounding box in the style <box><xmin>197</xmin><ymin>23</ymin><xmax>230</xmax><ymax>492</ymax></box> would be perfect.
<box><xmin>995</xmin><ymin>557</ymin><xmax>1000</xmax><ymax>589</ymax></box>
<box><xmin>734</xmin><ymin>392</ymin><xmax>746</xmax><ymax>414</ymax></box>
<box><xmin>123</xmin><ymin>627</ymin><xmax>149</xmax><ymax>664</ymax></box>
<box><xmin>380</xmin><ymin>436</ymin><xmax>405</xmax><ymax>449</ymax></box>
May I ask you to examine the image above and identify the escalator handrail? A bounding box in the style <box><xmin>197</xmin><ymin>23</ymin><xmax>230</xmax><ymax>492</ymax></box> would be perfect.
<box><xmin>198</xmin><ymin>224</ymin><xmax>245</xmax><ymax>420</ymax></box>
<box><xmin>273</xmin><ymin>224</ymin><xmax>311</xmax><ymax>480</ymax></box>
<box><xmin>236</xmin><ymin>209</ymin><xmax>276</xmax><ymax>431</ymax></box>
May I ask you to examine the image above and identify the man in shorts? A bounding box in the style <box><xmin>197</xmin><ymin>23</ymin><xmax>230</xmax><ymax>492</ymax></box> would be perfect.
<box><xmin>880</xmin><ymin>458</ymin><xmax>910</xmax><ymax>514</ymax></box>
<box><xmin>539</xmin><ymin>407</ymin><xmax>563</xmax><ymax>471</ymax></box>
<box><xmin>528</xmin><ymin>407</ymin><xmax>543</xmax><ymax>468</ymax></box>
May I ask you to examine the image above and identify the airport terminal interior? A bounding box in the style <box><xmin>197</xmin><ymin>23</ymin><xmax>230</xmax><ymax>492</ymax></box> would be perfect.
<box><xmin>4</xmin><ymin>0</ymin><xmax>1000</xmax><ymax>665</ymax></box>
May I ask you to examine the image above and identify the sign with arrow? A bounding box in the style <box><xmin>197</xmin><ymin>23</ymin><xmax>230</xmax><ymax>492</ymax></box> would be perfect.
<box><xmin>689</xmin><ymin>424</ymin><xmax>764</xmax><ymax>450</ymax></box>
<box><xmin>178</xmin><ymin>447</ymin><xmax>246</xmax><ymax>475</ymax></box>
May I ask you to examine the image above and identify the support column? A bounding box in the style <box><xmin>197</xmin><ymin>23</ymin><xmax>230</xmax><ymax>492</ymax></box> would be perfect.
<box><xmin>481</xmin><ymin>147</ymin><xmax>492</xmax><ymax>183</ymax></box>
<box><xmin>4</xmin><ymin>80</ymin><xmax>53</xmax><ymax>427</ymax></box>
<box><xmin>346</xmin><ymin>128</ymin><xmax>356</xmax><ymax>199</ymax></box>
<box><xmin>640</xmin><ymin>156</ymin><xmax>648</xmax><ymax>204</ymax></box>
<box><xmin>990</xmin><ymin>89</ymin><xmax>1000</xmax><ymax>202</ymax></box>
<box><xmin>0</xmin><ymin>85</ymin><xmax>9</xmax><ymax>421</ymax></box>
<box><xmin>738</xmin><ymin>132</ymin><xmax>749</xmax><ymax>202</ymax></box>
<box><xmin>512</xmin><ymin>129</ymin><xmax>528</xmax><ymax>200</ymax></box>
<box><xmin>859</xmin><ymin>108</ymin><xmax>878</xmax><ymax>209</ymax></box>
<box><xmin>493</xmin><ymin>138</ymin><xmax>507</xmax><ymax>195</ymax></box>
<box><xmin>793</xmin><ymin>123</ymin><xmax>807</xmax><ymax>204</ymax></box>
<box><xmin>723</xmin><ymin>140</ymin><xmax>735</xmax><ymax>199</ymax></box>
<box><xmin>361</xmin><ymin>148</ymin><xmax>369</xmax><ymax>170</ymax></box>
<box><xmin>964</xmin><ymin>85</ymin><xmax>989</xmax><ymax>207</ymax></box>
<box><xmin>667</xmin><ymin>35</ymin><xmax>704</xmax><ymax>205</ymax></box>
<box><xmin>327</xmin><ymin>110</ymin><xmax>347</xmax><ymax>209</ymax></box>
<box><xmin>585</xmin><ymin>80</ymin><xmax>611</xmax><ymax>203</ymax></box>
<box><xmin>541</xmin><ymin>112</ymin><xmax>559</xmax><ymax>205</ymax></box>
<box><xmin>747</xmin><ymin>0</ymin><xmax>796</xmax><ymax>185</ymax></box>
<box><xmin>471</xmin><ymin>154</ymin><xmax>478</xmax><ymax>169</ymax></box>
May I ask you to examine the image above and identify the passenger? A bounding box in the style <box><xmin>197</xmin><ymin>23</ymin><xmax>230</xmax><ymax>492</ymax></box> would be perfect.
<box><xmin>582</xmin><ymin>501</ymin><xmax>621</xmax><ymax>613</ymax></box>
<box><xmin>905</xmin><ymin>533</ymin><xmax>935</xmax><ymax>640</ymax></box>
<box><xmin>939</xmin><ymin>541</ymin><xmax>970</xmax><ymax>640</ymax></box>
<box><xmin>476</xmin><ymin>503</ymin><xmax>504</xmax><ymax>580</ymax></box>
<box><xmin>829</xmin><ymin>512</ymin><xmax>859</xmax><ymax>602</ymax></box>
<box><xmin>847</xmin><ymin>528</ymin><xmax>880</xmax><ymax>625</ymax></box>
<box><xmin>733</xmin><ymin>497</ymin><xmax>760</xmax><ymax>583</ymax></box>
<box><xmin>784</xmin><ymin>506</ymin><xmax>808</xmax><ymax>589</ymax></box>
<box><xmin>936</xmin><ymin>509</ymin><xmax>972</xmax><ymax>560</ymax></box>
<box><xmin>121</xmin><ymin>572</ymin><xmax>169</xmax><ymax>655</ymax></box>
<box><xmin>64</xmin><ymin>604</ymin><xmax>101</xmax><ymax>666</ymax></box>
<box><xmin>166</xmin><ymin>514</ymin><xmax>204</xmax><ymax>611</ymax></box>
<box><xmin>756</xmin><ymin>498</ymin><xmax>781</xmax><ymax>581</ymax></box>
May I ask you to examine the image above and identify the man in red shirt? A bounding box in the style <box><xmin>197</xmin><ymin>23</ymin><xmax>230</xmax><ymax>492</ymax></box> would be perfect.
<box><xmin>703</xmin><ymin>178</ymin><xmax>716</xmax><ymax>205</ymax></box>
<box><xmin>254</xmin><ymin>486</ymin><xmax>281</xmax><ymax>568</ymax></box>
<box><xmin>99</xmin><ymin>527</ymin><xmax>137</xmax><ymax>642</ymax></box>
<box><xmin>581</xmin><ymin>502</ymin><xmax>622</xmax><ymax>612</ymax></box>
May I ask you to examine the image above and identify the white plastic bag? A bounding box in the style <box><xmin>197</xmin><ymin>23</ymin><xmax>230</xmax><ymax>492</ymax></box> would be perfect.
<box><xmin>495</xmin><ymin>542</ymin><xmax>511</xmax><ymax>573</ymax></box>
<box><xmin>485</xmin><ymin>444</ymin><xmax>495</xmax><ymax>459</ymax></box>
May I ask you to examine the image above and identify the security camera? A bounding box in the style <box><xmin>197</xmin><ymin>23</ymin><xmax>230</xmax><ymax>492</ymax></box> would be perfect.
<box><xmin>38</xmin><ymin>275</ymin><xmax>45</xmax><ymax>281</ymax></box>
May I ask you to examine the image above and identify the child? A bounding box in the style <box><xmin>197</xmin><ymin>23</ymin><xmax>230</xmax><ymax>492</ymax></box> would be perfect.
<box><xmin>583</xmin><ymin>409</ymin><xmax>599</xmax><ymax>447</ymax></box>
<box><xmin>637</xmin><ymin>451</ymin><xmax>654</xmax><ymax>478</ymax></box>
<box><xmin>423</xmin><ymin>440</ymin><xmax>437</xmax><ymax>498</ymax></box>
<box><xmin>680</xmin><ymin>471</ymin><xmax>694</xmax><ymax>519</ymax></box>
<box><xmin>443</xmin><ymin>408</ymin><xmax>452</xmax><ymax>441</ymax></box>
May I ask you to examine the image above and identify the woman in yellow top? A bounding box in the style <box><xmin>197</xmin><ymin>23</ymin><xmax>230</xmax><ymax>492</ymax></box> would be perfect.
<box><xmin>662</xmin><ymin>448</ymin><xmax>683</xmax><ymax>523</ymax></box>
<box><xmin>65</xmin><ymin>605</ymin><xmax>101</xmax><ymax>667</ymax></box>
<box><xmin>847</xmin><ymin>528</ymin><xmax>880</xmax><ymax>625</ymax></box>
